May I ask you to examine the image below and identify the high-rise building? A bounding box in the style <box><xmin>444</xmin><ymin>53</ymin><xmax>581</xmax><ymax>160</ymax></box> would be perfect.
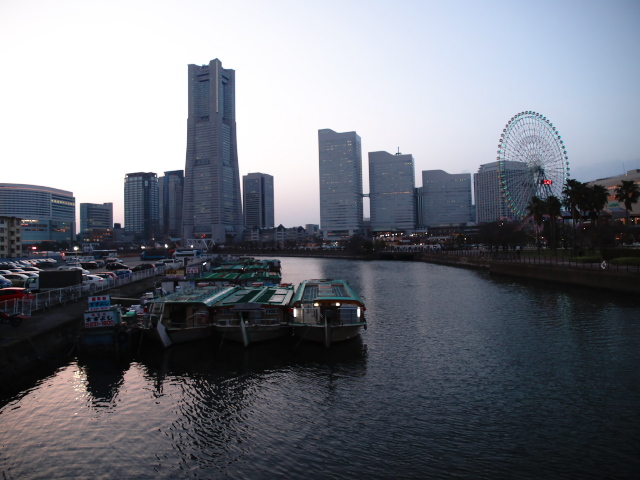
<box><xmin>124</xmin><ymin>172</ymin><xmax>159</xmax><ymax>242</ymax></box>
<box><xmin>474</xmin><ymin>161</ymin><xmax>526</xmax><ymax>223</ymax></box>
<box><xmin>421</xmin><ymin>170</ymin><xmax>472</xmax><ymax>227</ymax></box>
<box><xmin>79</xmin><ymin>203</ymin><xmax>113</xmax><ymax>243</ymax></box>
<box><xmin>80</xmin><ymin>203</ymin><xmax>113</xmax><ymax>234</ymax></box>
<box><xmin>318</xmin><ymin>129</ymin><xmax>363</xmax><ymax>239</ymax></box>
<box><xmin>158</xmin><ymin>170</ymin><xmax>184</xmax><ymax>240</ymax></box>
<box><xmin>182</xmin><ymin>58</ymin><xmax>243</xmax><ymax>244</ymax></box>
<box><xmin>0</xmin><ymin>183</ymin><xmax>75</xmax><ymax>246</ymax></box>
<box><xmin>368</xmin><ymin>151</ymin><xmax>416</xmax><ymax>234</ymax></box>
<box><xmin>243</xmin><ymin>172</ymin><xmax>274</xmax><ymax>229</ymax></box>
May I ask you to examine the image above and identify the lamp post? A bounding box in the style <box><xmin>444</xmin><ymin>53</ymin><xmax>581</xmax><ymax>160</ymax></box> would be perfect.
<box><xmin>73</xmin><ymin>245</ymin><xmax>78</xmax><ymax>261</ymax></box>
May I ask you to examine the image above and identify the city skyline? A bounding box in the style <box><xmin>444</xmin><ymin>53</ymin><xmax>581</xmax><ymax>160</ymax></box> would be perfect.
<box><xmin>1</xmin><ymin>0</ymin><xmax>639</xmax><ymax>229</ymax></box>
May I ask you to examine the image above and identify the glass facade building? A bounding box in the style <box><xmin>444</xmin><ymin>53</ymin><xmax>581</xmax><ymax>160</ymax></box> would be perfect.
<box><xmin>243</xmin><ymin>172</ymin><xmax>274</xmax><ymax>229</ymax></box>
<box><xmin>0</xmin><ymin>183</ymin><xmax>75</xmax><ymax>246</ymax></box>
<box><xmin>318</xmin><ymin>129</ymin><xmax>363</xmax><ymax>239</ymax></box>
<box><xmin>474</xmin><ymin>161</ymin><xmax>527</xmax><ymax>223</ymax></box>
<box><xmin>159</xmin><ymin>170</ymin><xmax>184</xmax><ymax>240</ymax></box>
<box><xmin>182</xmin><ymin>59</ymin><xmax>243</xmax><ymax>244</ymax></box>
<box><xmin>124</xmin><ymin>172</ymin><xmax>159</xmax><ymax>242</ymax></box>
<box><xmin>368</xmin><ymin>151</ymin><xmax>416</xmax><ymax>234</ymax></box>
<box><xmin>421</xmin><ymin>170</ymin><xmax>472</xmax><ymax>227</ymax></box>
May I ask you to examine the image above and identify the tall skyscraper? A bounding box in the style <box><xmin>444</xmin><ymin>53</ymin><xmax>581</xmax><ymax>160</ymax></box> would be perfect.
<box><xmin>243</xmin><ymin>172</ymin><xmax>274</xmax><ymax>229</ymax></box>
<box><xmin>182</xmin><ymin>58</ymin><xmax>243</xmax><ymax>244</ymax></box>
<box><xmin>474</xmin><ymin>161</ymin><xmax>526</xmax><ymax>223</ymax></box>
<box><xmin>124</xmin><ymin>172</ymin><xmax>159</xmax><ymax>242</ymax></box>
<box><xmin>318</xmin><ymin>129</ymin><xmax>363</xmax><ymax>239</ymax></box>
<box><xmin>0</xmin><ymin>183</ymin><xmax>75</xmax><ymax>246</ymax></box>
<box><xmin>368</xmin><ymin>151</ymin><xmax>416</xmax><ymax>234</ymax></box>
<box><xmin>421</xmin><ymin>170</ymin><xmax>472</xmax><ymax>227</ymax></box>
<box><xmin>158</xmin><ymin>170</ymin><xmax>184</xmax><ymax>240</ymax></box>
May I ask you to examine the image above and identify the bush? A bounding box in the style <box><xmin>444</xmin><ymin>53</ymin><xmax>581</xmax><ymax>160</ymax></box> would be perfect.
<box><xmin>575</xmin><ymin>256</ymin><xmax>602</xmax><ymax>263</ymax></box>
<box><xmin>609</xmin><ymin>257</ymin><xmax>640</xmax><ymax>266</ymax></box>
<box><xmin>602</xmin><ymin>248</ymin><xmax>640</xmax><ymax>260</ymax></box>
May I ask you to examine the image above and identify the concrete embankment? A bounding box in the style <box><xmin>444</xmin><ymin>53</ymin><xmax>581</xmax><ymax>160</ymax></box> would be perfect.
<box><xmin>412</xmin><ymin>252</ymin><xmax>640</xmax><ymax>294</ymax></box>
<box><xmin>242</xmin><ymin>249</ymin><xmax>640</xmax><ymax>294</ymax></box>
<box><xmin>0</xmin><ymin>278</ymin><xmax>155</xmax><ymax>387</ymax></box>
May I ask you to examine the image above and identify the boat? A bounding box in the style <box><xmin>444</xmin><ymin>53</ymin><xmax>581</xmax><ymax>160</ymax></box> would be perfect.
<box><xmin>289</xmin><ymin>279</ymin><xmax>366</xmax><ymax>348</ymax></box>
<box><xmin>212</xmin><ymin>284</ymin><xmax>295</xmax><ymax>347</ymax></box>
<box><xmin>146</xmin><ymin>285</ymin><xmax>238</xmax><ymax>347</ymax></box>
<box><xmin>78</xmin><ymin>295</ymin><xmax>141</xmax><ymax>354</ymax></box>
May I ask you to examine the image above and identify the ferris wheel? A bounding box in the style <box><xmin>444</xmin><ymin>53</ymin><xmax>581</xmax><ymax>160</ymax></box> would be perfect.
<box><xmin>497</xmin><ymin>111</ymin><xmax>570</xmax><ymax>219</ymax></box>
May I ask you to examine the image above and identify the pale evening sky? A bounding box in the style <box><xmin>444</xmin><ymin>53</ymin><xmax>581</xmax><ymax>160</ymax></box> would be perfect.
<box><xmin>1</xmin><ymin>0</ymin><xmax>639</xmax><ymax>230</ymax></box>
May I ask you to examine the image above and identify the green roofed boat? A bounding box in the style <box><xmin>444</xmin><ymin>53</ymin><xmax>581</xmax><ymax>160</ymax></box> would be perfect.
<box><xmin>212</xmin><ymin>284</ymin><xmax>295</xmax><ymax>347</ymax></box>
<box><xmin>147</xmin><ymin>285</ymin><xmax>238</xmax><ymax>347</ymax></box>
<box><xmin>289</xmin><ymin>279</ymin><xmax>366</xmax><ymax>348</ymax></box>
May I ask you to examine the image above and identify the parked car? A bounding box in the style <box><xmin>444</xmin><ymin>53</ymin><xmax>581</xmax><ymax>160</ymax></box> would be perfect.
<box><xmin>2</xmin><ymin>273</ymin><xmax>30</xmax><ymax>287</ymax></box>
<box><xmin>82</xmin><ymin>274</ymin><xmax>105</xmax><ymax>292</ymax></box>
<box><xmin>0</xmin><ymin>287</ymin><xmax>35</xmax><ymax>307</ymax></box>
<box><xmin>132</xmin><ymin>263</ymin><xmax>156</xmax><ymax>272</ymax></box>
<box><xmin>106</xmin><ymin>263</ymin><xmax>130</xmax><ymax>271</ymax></box>
<box><xmin>113</xmin><ymin>269</ymin><xmax>133</xmax><ymax>278</ymax></box>
<box><xmin>0</xmin><ymin>275</ymin><xmax>13</xmax><ymax>288</ymax></box>
<box><xmin>95</xmin><ymin>272</ymin><xmax>117</xmax><ymax>285</ymax></box>
<box><xmin>81</xmin><ymin>262</ymin><xmax>99</xmax><ymax>270</ymax></box>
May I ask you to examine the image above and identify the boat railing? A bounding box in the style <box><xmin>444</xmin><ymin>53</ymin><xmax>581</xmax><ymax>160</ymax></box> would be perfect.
<box><xmin>293</xmin><ymin>306</ymin><xmax>364</xmax><ymax>326</ymax></box>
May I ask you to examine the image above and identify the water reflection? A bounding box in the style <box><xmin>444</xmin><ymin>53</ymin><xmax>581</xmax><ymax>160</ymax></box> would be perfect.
<box><xmin>75</xmin><ymin>357</ymin><xmax>129</xmax><ymax>409</ymax></box>
<box><xmin>0</xmin><ymin>257</ymin><xmax>638</xmax><ymax>479</ymax></box>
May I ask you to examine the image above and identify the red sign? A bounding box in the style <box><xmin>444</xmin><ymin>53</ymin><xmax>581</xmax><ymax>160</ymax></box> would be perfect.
<box><xmin>543</xmin><ymin>179</ymin><xmax>553</xmax><ymax>185</ymax></box>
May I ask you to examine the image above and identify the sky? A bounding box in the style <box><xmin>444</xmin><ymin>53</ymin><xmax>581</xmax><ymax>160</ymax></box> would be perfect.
<box><xmin>1</xmin><ymin>0</ymin><xmax>639</xmax><ymax>230</ymax></box>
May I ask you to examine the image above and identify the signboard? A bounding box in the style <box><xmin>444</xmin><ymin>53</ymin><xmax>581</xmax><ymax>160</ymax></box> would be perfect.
<box><xmin>88</xmin><ymin>295</ymin><xmax>111</xmax><ymax>311</ymax></box>
<box><xmin>543</xmin><ymin>179</ymin><xmax>553</xmax><ymax>185</ymax></box>
<box><xmin>84</xmin><ymin>309</ymin><xmax>119</xmax><ymax>328</ymax></box>
<box><xmin>186</xmin><ymin>266</ymin><xmax>200</xmax><ymax>275</ymax></box>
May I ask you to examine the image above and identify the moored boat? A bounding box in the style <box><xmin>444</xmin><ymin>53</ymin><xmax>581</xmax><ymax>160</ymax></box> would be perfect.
<box><xmin>146</xmin><ymin>285</ymin><xmax>238</xmax><ymax>347</ymax></box>
<box><xmin>289</xmin><ymin>279</ymin><xmax>366</xmax><ymax>348</ymax></box>
<box><xmin>212</xmin><ymin>284</ymin><xmax>295</xmax><ymax>347</ymax></box>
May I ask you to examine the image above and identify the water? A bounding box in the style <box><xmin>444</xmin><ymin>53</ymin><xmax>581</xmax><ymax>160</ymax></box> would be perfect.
<box><xmin>1</xmin><ymin>257</ymin><xmax>639</xmax><ymax>479</ymax></box>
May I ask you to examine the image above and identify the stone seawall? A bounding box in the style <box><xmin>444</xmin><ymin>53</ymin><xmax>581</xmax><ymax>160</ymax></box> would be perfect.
<box><xmin>0</xmin><ymin>278</ymin><xmax>156</xmax><ymax>387</ymax></box>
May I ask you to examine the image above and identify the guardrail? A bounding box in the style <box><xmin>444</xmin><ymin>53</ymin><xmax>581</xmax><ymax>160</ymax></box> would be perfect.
<box><xmin>1</xmin><ymin>266</ymin><xmax>167</xmax><ymax>316</ymax></box>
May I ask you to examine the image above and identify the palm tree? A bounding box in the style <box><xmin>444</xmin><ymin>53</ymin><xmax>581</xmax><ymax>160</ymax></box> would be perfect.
<box><xmin>545</xmin><ymin>195</ymin><xmax>562</xmax><ymax>251</ymax></box>
<box><xmin>615</xmin><ymin>180</ymin><xmax>640</xmax><ymax>243</ymax></box>
<box><xmin>562</xmin><ymin>179</ymin><xmax>588</xmax><ymax>253</ymax></box>
<box><xmin>584</xmin><ymin>184</ymin><xmax>610</xmax><ymax>251</ymax></box>
<box><xmin>527</xmin><ymin>196</ymin><xmax>546</xmax><ymax>250</ymax></box>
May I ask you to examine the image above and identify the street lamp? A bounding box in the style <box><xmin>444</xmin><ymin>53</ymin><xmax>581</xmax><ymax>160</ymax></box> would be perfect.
<box><xmin>73</xmin><ymin>245</ymin><xmax>78</xmax><ymax>261</ymax></box>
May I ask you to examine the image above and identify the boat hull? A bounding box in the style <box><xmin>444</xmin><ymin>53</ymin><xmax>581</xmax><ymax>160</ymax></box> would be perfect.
<box><xmin>215</xmin><ymin>324</ymin><xmax>290</xmax><ymax>346</ymax></box>
<box><xmin>292</xmin><ymin>323</ymin><xmax>364</xmax><ymax>347</ymax></box>
<box><xmin>167</xmin><ymin>325</ymin><xmax>213</xmax><ymax>344</ymax></box>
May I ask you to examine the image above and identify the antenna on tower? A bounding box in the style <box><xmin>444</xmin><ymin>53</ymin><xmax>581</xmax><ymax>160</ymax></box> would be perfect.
<box><xmin>396</xmin><ymin>147</ymin><xmax>401</xmax><ymax>155</ymax></box>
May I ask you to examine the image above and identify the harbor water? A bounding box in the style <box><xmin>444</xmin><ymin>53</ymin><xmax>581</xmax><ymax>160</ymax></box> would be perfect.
<box><xmin>1</xmin><ymin>257</ymin><xmax>639</xmax><ymax>479</ymax></box>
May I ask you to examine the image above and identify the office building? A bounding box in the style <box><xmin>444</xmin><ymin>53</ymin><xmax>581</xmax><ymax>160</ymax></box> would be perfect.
<box><xmin>0</xmin><ymin>183</ymin><xmax>75</xmax><ymax>246</ymax></box>
<box><xmin>158</xmin><ymin>170</ymin><xmax>184</xmax><ymax>240</ymax></box>
<box><xmin>421</xmin><ymin>170</ymin><xmax>472</xmax><ymax>227</ymax></box>
<box><xmin>124</xmin><ymin>172</ymin><xmax>159</xmax><ymax>242</ymax></box>
<box><xmin>80</xmin><ymin>203</ymin><xmax>113</xmax><ymax>234</ymax></box>
<box><xmin>474</xmin><ymin>161</ymin><xmax>528</xmax><ymax>223</ymax></box>
<box><xmin>243</xmin><ymin>172</ymin><xmax>274</xmax><ymax>229</ymax></box>
<box><xmin>318</xmin><ymin>129</ymin><xmax>364</xmax><ymax>238</ymax></box>
<box><xmin>182</xmin><ymin>58</ymin><xmax>243</xmax><ymax>244</ymax></box>
<box><xmin>368</xmin><ymin>151</ymin><xmax>416</xmax><ymax>234</ymax></box>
